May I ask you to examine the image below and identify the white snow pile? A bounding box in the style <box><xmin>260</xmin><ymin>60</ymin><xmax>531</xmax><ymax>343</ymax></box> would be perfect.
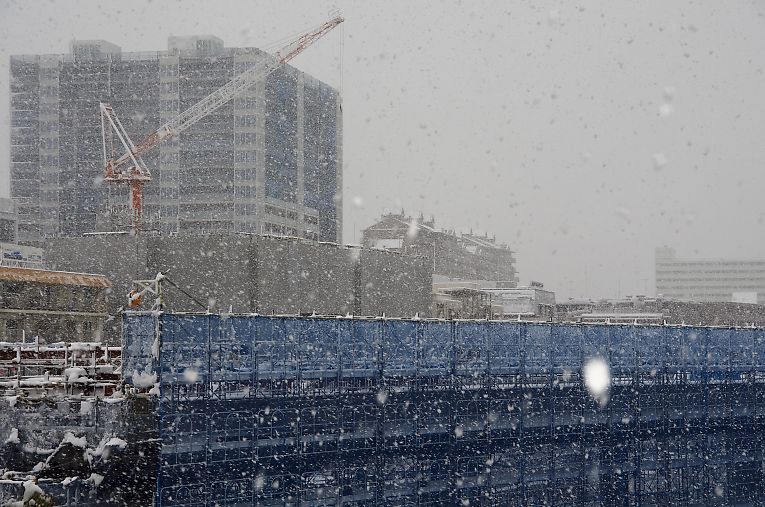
<box><xmin>6</xmin><ymin>395</ymin><xmax>19</xmax><ymax>407</ymax></box>
<box><xmin>131</xmin><ymin>368</ymin><xmax>158</xmax><ymax>388</ymax></box>
<box><xmin>22</xmin><ymin>443</ymin><xmax>55</xmax><ymax>455</ymax></box>
<box><xmin>4</xmin><ymin>479</ymin><xmax>46</xmax><ymax>507</ymax></box>
<box><xmin>103</xmin><ymin>391</ymin><xmax>126</xmax><ymax>404</ymax></box>
<box><xmin>22</xmin><ymin>480</ymin><xmax>45</xmax><ymax>502</ymax></box>
<box><xmin>62</xmin><ymin>431</ymin><xmax>87</xmax><ymax>448</ymax></box>
<box><xmin>64</xmin><ymin>367</ymin><xmax>91</xmax><ymax>383</ymax></box>
<box><xmin>86</xmin><ymin>434</ymin><xmax>128</xmax><ymax>464</ymax></box>
<box><xmin>79</xmin><ymin>400</ymin><xmax>93</xmax><ymax>415</ymax></box>
<box><xmin>87</xmin><ymin>473</ymin><xmax>105</xmax><ymax>487</ymax></box>
<box><xmin>5</xmin><ymin>427</ymin><xmax>20</xmax><ymax>444</ymax></box>
<box><xmin>105</xmin><ymin>437</ymin><xmax>127</xmax><ymax>449</ymax></box>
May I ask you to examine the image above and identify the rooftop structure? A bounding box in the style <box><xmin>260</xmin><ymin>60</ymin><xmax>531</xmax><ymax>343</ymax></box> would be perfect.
<box><xmin>0</xmin><ymin>267</ymin><xmax>111</xmax><ymax>343</ymax></box>
<box><xmin>10</xmin><ymin>35</ymin><xmax>342</xmax><ymax>246</ymax></box>
<box><xmin>432</xmin><ymin>281</ymin><xmax>501</xmax><ymax>319</ymax></box>
<box><xmin>45</xmin><ymin>233</ymin><xmax>433</xmax><ymax>342</ymax></box>
<box><xmin>362</xmin><ymin>211</ymin><xmax>518</xmax><ymax>283</ymax></box>
<box><xmin>656</xmin><ymin>246</ymin><xmax>765</xmax><ymax>304</ymax></box>
<box><xmin>482</xmin><ymin>284</ymin><xmax>556</xmax><ymax>320</ymax></box>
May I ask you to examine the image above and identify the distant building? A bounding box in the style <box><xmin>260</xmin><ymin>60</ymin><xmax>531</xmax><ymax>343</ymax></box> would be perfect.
<box><xmin>362</xmin><ymin>211</ymin><xmax>518</xmax><ymax>284</ymax></box>
<box><xmin>10</xmin><ymin>36</ymin><xmax>341</xmax><ymax>246</ymax></box>
<box><xmin>0</xmin><ymin>266</ymin><xmax>110</xmax><ymax>343</ymax></box>
<box><xmin>482</xmin><ymin>284</ymin><xmax>556</xmax><ymax>320</ymax></box>
<box><xmin>432</xmin><ymin>281</ymin><xmax>500</xmax><ymax>319</ymax></box>
<box><xmin>556</xmin><ymin>295</ymin><xmax>765</xmax><ymax>327</ymax></box>
<box><xmin>655</xmin><ymin>247</ymin><xmax>765</xmax><ymax>304</ymax></box>
<box><xmin>431</xmin><ymin>282</ymin><xmax>554</xmax><ymax>320</ymax></box>
<box><xmin>0</xmin><ymin>198</ymin><xmax>17</xmax><ymax>243</ymax></box>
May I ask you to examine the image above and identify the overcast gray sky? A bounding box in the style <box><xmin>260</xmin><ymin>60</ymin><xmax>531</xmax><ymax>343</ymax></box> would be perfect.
<box><xmin>1</xmin><ymin>0</ymin><xmax>764</xmax><ymax>300</ymax></box>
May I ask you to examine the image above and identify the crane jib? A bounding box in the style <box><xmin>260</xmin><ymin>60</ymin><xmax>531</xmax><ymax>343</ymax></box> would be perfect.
<box><xmin>99</xmin><ymin>15</ymin><xmax>343</xmax><ymax>234</ymax></box>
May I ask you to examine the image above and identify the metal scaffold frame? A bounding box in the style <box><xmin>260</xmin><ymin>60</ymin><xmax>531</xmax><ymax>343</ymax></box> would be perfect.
<box><xmin>122</xmin><ymin>313</ymin><xmax>765</xmax><ymax>506</ymax></box>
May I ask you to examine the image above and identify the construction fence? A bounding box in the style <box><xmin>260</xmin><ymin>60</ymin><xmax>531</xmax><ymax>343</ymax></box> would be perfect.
<box><xmin>123</xmin><ymin>313</ymin><xmax>765</xmax><ymax>506</ymax></box>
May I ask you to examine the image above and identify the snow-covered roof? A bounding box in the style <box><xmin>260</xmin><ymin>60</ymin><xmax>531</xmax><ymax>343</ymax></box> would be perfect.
<box><xmin>0</xmin><ymin>267</ymin><xmax>111</xmax><ymax>288</ymax></box>
<box><xmin>377</xmin><ymin>214</ymin><xmax>511</xmax><ymax>252</ymax></box>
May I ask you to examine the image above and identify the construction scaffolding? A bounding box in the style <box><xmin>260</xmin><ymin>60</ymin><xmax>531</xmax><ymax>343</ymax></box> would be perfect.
<box><xmin>123</xmin><ymin>313</ymin><xmax>765</xmax><ymax>506</ymax></box>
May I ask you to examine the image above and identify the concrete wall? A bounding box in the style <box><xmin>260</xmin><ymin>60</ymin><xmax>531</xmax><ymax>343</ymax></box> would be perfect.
<box><xmin>46</xmin><ymin>235</ymin><xmax>149</xmax><ymax>340</ymax></box>
<box><xmin>254</xmin><ymin>237</ymin><xmax>355</xmax><ymax>315</ymax></box>
<box><xmin>145</xmin><ymin>234</ymin><xmax>253</xmax><ymax>313</ymax></box>
<box><xmin>46</xmin><ymin>234</ymin><xmax>432</xmax><ymax>341</ymax></box>
<box><xmin>357</xmin><ymin>248</ymin><xmax>432</xmax><ymax>317</ymax></box>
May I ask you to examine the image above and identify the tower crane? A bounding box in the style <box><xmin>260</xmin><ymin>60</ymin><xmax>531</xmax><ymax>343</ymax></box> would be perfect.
<box><xmin>99</xmin><ymin>14</ymin><xmax>344</xmax><ymax>233</ymax></box>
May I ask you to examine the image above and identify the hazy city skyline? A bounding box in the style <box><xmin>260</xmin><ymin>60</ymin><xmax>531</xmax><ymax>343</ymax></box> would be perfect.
<box><xmin>2</xmin><ymin>0</ymin><xmax>764</xmax><ymax>300</ymax></box>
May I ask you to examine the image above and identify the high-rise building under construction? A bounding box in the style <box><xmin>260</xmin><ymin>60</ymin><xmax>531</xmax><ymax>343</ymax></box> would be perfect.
<box><xmin>10</xmin><ymin>37</ymin><xmax>342</xmax><ymax>247</ymax></box>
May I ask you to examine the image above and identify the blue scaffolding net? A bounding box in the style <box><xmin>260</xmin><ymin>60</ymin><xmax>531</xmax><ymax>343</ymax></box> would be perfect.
<box><xmin>123</xmin><ymin>313</ymin><xmax>765</xmax><ymax>506</ymax></box>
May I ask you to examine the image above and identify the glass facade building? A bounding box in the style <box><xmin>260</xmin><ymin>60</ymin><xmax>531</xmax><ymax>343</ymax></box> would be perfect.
<box><xmin>9</xmin><ymin>37</ymin><xmax>342</xmax><ymax>246</ymax></box>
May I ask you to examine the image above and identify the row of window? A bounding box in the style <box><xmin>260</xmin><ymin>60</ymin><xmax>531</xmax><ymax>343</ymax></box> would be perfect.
<box><xmin>265</xmin><ymin>205</ymin><xmax>298</xmax><ymax>221</ymax></box>
<box><xmin>234</xmin><ymin>97</ymin><xmax>259</xmax><ymax>109</ymax></box>
<box><xmin>234</xmin><ymin>151</ymin><xmax>257</xmax><ymax>163</ymax></box>
<box><xmin>263</xmin><ymin>223</ymin><xmax>298</xmax><ymax>236</ymax></box>
<box><xmin>38</xmin><ymin>104</ymin><xmax>59</xmax><ymax>116</ymax></box>
<box><xmin>160</xmin><ymin>64</ymin><xmax>179</xmax><ymax>77</ymax></box>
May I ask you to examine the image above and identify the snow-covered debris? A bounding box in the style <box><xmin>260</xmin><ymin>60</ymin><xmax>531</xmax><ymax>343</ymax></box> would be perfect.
<box><xmin>62</xmin><ymin>432</ymin><xmax>87</xmax><ymax>449</ymax></box>
<box><xmin>5</xmin><ymin>427</ymin><xmax>20</xmax><ymax>444</ymax></box>
<box><xmin>131</xmin><ymin>368</ymin><xmax>157</xmax><ymax>388</ymax></box>
<box><xmin>105</xmin><ymin>437</ymin><xmax>127</xmax><ymax>449</ymax></box>
<box><xmin>21</xmin><ymin>479</ymin><xmax>45</xmax><ymax>503</ymax></box>
<box><xmin>64</xmin><ymin>367</ymin><xmax>89</xmax><ymax>383</ymax></box>
<box><xmin>79</xmin><ymin>400</ymin><xmax>93</xmax><ymax>415</ymax></box>
<box><xmin>87</xmin><ymin>472</ymin><xmax>105</xmax><ymax>487</ymax></box>
<box><xmin>22</xmin><ymin>444</ymin><xmax>55</xmax><ymax>455</ymax></box>
<box><xmin>86</xmin><ymin>434</ymin><xmax>127</xmax><ymax>464</ymax></box>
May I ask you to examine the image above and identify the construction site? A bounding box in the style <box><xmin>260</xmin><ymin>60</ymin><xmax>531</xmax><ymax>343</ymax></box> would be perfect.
<box><xmin>4</xmin><ymin>8</ymin><xmax>765</xmax><ymax>507</ymax></box>
<box><xmin>3</xmin><ymin>313</ymin><xmax>765</xmax><ymax>505</ymax></box>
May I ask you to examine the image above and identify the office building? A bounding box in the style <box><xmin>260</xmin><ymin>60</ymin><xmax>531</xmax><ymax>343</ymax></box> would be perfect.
<box><xmin>655</xmin><ymin>246</ymin><xmax>765</xmax><ymax>304</ymax></box>
<box><xmin>10</xmin><ymin>37</ymin><xmax>342</xmax><ymax>246</ymax></box>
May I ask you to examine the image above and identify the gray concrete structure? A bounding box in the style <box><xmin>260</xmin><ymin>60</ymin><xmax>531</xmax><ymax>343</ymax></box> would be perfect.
<box><xmin>11</xmin><ymin>36</ymin><xmax>342</xmax><ymax>247</ymax></box>
<box><xmin>46</xmin><ymin>234</ymin><xmax>432</xmax><ymax>341</ymax></box>
<box><xmin>356</xmin><ymin>247</ymin><xmax>433</xmax><ymax>318</ymax></box>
